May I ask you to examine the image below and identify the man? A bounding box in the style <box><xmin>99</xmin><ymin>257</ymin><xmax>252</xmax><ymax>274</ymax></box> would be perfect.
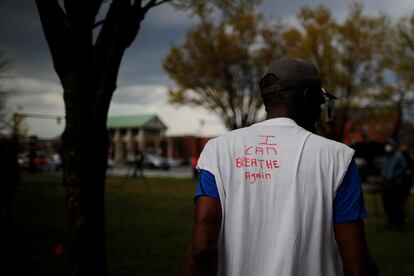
<box><xmin>192</xmin><ymin>155</ymin><xmax>200</xmax><ymax>181</ymax></box>
<box><xmin>381</xmin><ymin>139</ymin><xmax>407</xmax><ymax>230</ymax></box>
<box><xmin>0</xmin><ymin>137</ymin><xmax>20</xmax><ymax>272</ymax></box>
<box><xmin>0</xmin><ymin>137</ymin><xmax>20</xmax><ymax>226</ymax></box>
<box><xmin>132</xmin><ymin>148</ymin><xmax>144</xmax><ymax>179</ymax></box>
<box><xmin>182</xmin><ymin>57</ymin><xmax>378</xmax><ymax>276</ymax></box>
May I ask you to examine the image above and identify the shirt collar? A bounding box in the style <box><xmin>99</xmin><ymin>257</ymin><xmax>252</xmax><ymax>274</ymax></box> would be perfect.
<box><xmin>255</xmin><ymin>117</ymin><xmax>298</xmax><ymax>126</ymax></box>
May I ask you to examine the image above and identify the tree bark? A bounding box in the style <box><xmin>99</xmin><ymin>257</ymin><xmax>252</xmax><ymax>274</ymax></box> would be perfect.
<box><xmin>61</xmin><ymin>81</ymin><xmax>112</xmax><ymax>275</ymax></box>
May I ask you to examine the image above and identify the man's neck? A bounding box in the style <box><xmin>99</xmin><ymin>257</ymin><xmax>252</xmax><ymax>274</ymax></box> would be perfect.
<box><xmin>265</xmin><ymin>107</ymin><xmax>317</xmax><ymax>132</ymax></box>
<box><xmin>266</xmin><ymin>107</ymin><xmax>299</xmax><ymax>122</ymax></box>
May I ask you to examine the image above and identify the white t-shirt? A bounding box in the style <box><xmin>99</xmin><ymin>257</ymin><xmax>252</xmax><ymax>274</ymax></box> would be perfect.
<box><xmin>197</xmin><ymin>117</ymin><xmax>354</xmax><ymax>276</ymax></box>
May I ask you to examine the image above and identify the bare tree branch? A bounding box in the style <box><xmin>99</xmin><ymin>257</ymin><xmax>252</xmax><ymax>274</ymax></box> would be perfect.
<box><xmin>35</xmin><ymin>0</ymin><xmax>71</xmax><ymax>78</ymax></box>
<box><xmin>150</xmin><ymin>0</ymin><xmax>173</xmax><ymax>8</ymax></box>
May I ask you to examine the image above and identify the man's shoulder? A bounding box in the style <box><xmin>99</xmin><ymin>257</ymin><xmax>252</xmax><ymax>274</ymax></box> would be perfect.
<box><xmin>307</xmin><ymin>133</ymin><xmax>354</xmax><ymax>155</ymax></box>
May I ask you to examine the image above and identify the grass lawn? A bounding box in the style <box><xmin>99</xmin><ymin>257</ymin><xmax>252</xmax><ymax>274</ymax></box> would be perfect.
<box><xmin>5</xmin><ymin>174</ymin><xmax>414</xmax><ymax>275</ymax></box>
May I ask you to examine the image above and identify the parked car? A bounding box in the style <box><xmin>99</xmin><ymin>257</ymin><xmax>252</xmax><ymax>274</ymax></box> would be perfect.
<box><xmin>17</xmin><ymin>151</ymin><xmax>62</xmax><ymax>172</ymax></box>
<box><xmin>49</xmin><ymin>152</ymin><xmax>62</xmax><ymax>171</ymax></box>
<box><xmin>143</xmin><ymin>152</ymin><xmax>170</xmax><ymax>170</ymax></box>
<box><xmin>167</xmin><ymin>158</ymin><xmax>185</xmax><ymax>167</ymax></box>
<box><xmin>17</xmin><ymin>152</ymin><xmax>29</xmax><ymax>170</ymax></box>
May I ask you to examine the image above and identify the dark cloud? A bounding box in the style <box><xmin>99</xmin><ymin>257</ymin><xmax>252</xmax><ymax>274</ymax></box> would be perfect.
<box><xmin>0</xmin><ymin>0</ymin><xmax>55</xmax><ymax>81</ymax></box>
<box><xmin>0</xmin><ymin>0</ymin><xmax>194</xmax><ymax>84</ymax></box>
<box><xmin>118</xmin><ymin>23</ymin><xmax>190</xmax><ymax>86</ymax></box>
<box><xmin>259</xmin><ymin>0</ymin><xmax>313</xmax><ymax>18</ymax></box>
<box><xmin>2</xmin><ymin>0</ymin><xmax>412</xmax><ymax>86</ymax></box>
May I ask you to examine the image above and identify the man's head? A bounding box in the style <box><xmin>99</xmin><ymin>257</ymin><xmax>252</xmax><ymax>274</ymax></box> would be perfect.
<box><xmin>259</xmin><ymin>57</ymin><xmax>335</xmax><ymax>132</ymax></box>
<box><xmin>385</xmin><ymin>139</ymin><xmax>398</xmax><ymax>154</ymax></box>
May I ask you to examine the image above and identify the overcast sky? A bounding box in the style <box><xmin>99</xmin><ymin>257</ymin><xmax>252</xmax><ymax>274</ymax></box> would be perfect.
<box><xmin>1</xmin><ymin>0</ymin><xmax>414</xmax><ymax>138</ymax></box>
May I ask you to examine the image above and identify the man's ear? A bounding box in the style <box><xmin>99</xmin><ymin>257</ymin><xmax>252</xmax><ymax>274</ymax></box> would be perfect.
<box><xmin>303</xmin><ymin>87</ymin><xmax>310</xmax><ymax>100</ymax></box>
<box><xmin>303</xmin><ymin>87</ymin><xmax>310</xmax><ymax>103</ymax></box>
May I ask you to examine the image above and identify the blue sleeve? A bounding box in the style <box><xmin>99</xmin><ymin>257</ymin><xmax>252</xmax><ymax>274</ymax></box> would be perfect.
<box><xmin>333</xmin><ymin>158</ymin><xmax>368</xmax><ymax>224</ymax></box>
<box><xmin>194</xmin><ymin>169</ymin><xmax>220</xmax><ymax>202</ymax></box>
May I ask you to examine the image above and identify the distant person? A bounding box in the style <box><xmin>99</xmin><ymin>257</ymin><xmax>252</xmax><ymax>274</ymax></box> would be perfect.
<box><xmin>28</xmin><ymin>148</ymin><xmax>37</xmax><ymax>174</ymax></box>
<box><xmin>381</xmin><ymin>139</ymin><xmax>407</xmax><ymax>230</ymax></box>
<box><xmin>400</xmin><ymin>144</ymin><xmax>413</xmax><ymax>216</ymax></box>
<box><xmin>191</xmin><ymin>155</ymin><xmax>199</xmax><ymax>181</ymax></box>
<box><xmin>132</xmin><ymin>149</ymin><xmax>144</xmax><ymax>178</ymax></box>
<box><xmin>182</xmin><ymin>57</ymin><xmax>378</xmax><ymax>276</ymax></box>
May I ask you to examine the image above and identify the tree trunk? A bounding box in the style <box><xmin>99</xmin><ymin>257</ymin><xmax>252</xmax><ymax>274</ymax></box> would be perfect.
<box><xmin>62</xmin><ymin>83</ymin><xmax>111</xmax><ymax>276</ymax></box>
<box><xmin>34</xmin><ymin>1</ymin><xmax>172</xmax><ymax>274</ymax></box>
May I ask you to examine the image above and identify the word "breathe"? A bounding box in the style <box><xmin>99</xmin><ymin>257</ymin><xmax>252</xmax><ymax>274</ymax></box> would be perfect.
<box><xmin>235</xmin><ymin>157</ymin><xmax>279</xmax><ymax>169</ymax></box>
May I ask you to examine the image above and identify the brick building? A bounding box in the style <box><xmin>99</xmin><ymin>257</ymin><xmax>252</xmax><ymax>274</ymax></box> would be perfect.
<box><xmin>166</xmin><ymin>136</ymin><xmax>211</xmax><ymax>163</ymax></box>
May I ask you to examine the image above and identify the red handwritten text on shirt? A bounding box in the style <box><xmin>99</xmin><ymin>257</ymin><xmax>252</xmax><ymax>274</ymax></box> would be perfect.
<box><xmin>234</xmin><ymin>135</ymin><xmax>280</xmax><ymax>184</ymax></box>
